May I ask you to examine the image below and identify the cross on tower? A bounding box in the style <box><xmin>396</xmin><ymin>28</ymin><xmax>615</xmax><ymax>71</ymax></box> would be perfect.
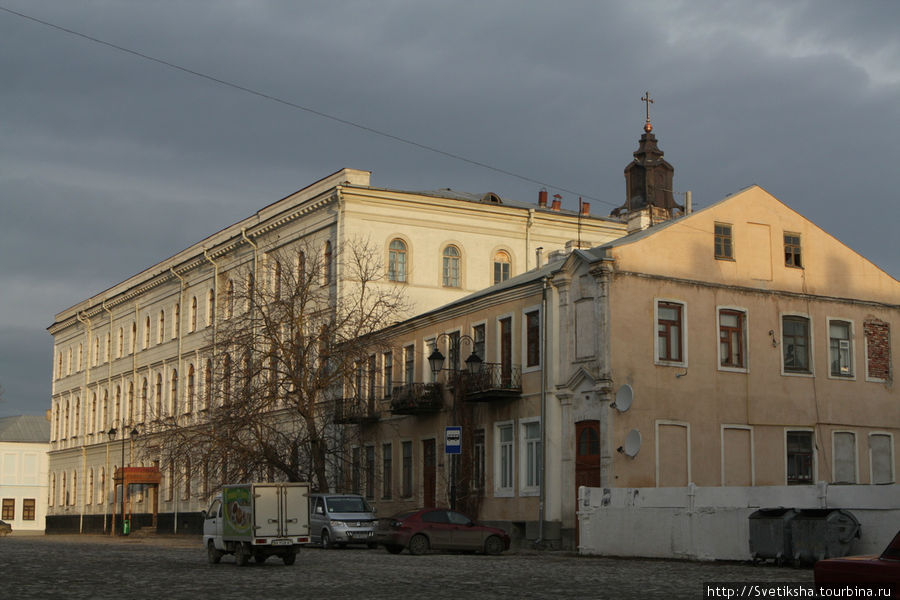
<box><xmin>641</xmin><ymin>91</ymin><xmax>654</xmax><ymax>132</ymax></box>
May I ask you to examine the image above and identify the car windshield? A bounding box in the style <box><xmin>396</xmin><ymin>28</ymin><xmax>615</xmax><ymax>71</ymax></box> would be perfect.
<box><xmin>327</xmin><ymin>497</ymin><xmax>371</xmax><ymax>513</ymax></box>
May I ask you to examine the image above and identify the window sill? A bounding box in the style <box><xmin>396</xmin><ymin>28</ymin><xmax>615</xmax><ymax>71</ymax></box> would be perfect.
<box><xmin>715</xmin><ymin>256</ymin><xmax>735</xmax><ymax>262</ymax></box>
<box><xmin>655</xmin><ymin>360</ymin><xmax>687</xmax><ymax>368</ymax></box>
<box><xmin>781</xmin><ymin>370</ymin><xmax>815</xmax><ymax>378</ymax></box>
<box><xmin>827</xmin><ymin>373</ymin><xmax>856</xmax><ymax>382</ymax></box>
<box><xmin>493</xmin><ymin>489</ymin><xmax>514</xmax><ymax>498</ymax></box>
<box><xmin>718</xmin><ymin>365</ymin><xmax>748</xmax><ymax>374</ymax></box>
<box><xmin>518</xmin><ymin>488</ymin><xmax>539</xmax><ymax>497</ymax></box>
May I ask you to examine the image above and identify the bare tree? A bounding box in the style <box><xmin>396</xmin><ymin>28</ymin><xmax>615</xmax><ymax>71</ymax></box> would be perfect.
<box><xmin>153</xmin><ymin>237</ymin><xmax>407</xmax><ymax>494</ymax></box>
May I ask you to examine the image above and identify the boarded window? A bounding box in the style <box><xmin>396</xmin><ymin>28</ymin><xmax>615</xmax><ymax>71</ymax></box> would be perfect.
<box><xmin>833</xmin><ymin>432</ymin><xmax>856</xmax><ymax>484</ymax></box>
<box><xmin>870</xmin><ymin>434</ymin><xmax>894</xmax><ymax>484</ymax></box>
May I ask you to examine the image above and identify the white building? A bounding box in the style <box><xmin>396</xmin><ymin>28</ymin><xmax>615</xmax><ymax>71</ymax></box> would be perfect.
<box><xmin>0</xmin><ymin>415</ymin><xmax>50</xmax><ymax>533</ymax></box>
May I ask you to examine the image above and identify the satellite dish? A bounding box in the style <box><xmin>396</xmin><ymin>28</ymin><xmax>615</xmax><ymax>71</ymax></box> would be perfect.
<box><xmin>614</xmin><ymin>384</ymin><xmax>633</xmax><ymax>412</ymax></box>
<box><xmin>623</xmin><ymin>429</ymin><xmax>642</xmax><ymax>457</ymax></box>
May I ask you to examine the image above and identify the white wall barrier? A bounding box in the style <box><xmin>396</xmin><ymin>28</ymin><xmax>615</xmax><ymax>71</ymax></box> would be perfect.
<box><xmin>577</xmin><ymin>483</ymin><xmax>900</xmax><ymax>560</ymax></box>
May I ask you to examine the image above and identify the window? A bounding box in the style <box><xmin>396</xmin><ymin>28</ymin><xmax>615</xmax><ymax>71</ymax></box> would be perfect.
<box><xmin>141</xmin><ymin>379</ymin><xmax>148</xmax><ymax>422</ymax></box>
<box><xmin>190</xmin><ymin>297</ymin><xmax>197</xmax><ymax>332</ymax></box>
<box><xmin>173</xmin><ymin>303</ymin><xmax>180</xmax><ymax>339</ymax></box>
<box><xmin>130</xmin><ymin>322</ymin><xmax>136</xmax><ymax>354</ymax></box>
<box><xmin>170</xmin><ymin>370</ymin><xmax>178</xmax><ymax>416</ymax></box>
<box><xmin>365</xmin><ymin>446</ymin><xmax>375</xmax><ymax>500</ymax></box>
<box><xmin>719</xmin><ymin>309</ymin><xmax>746</xmax><ymax>369</ymax></box>
<box><xmin>117</xmin><ymin>328</ymin><xmax>124</xmax><ymax>358</ymax></box>
<box><xmin>473</xmin><ymin>324</ymin><xmax>485</xmax><ymax>361</ymax></box>
<box><xmin>203</xmin><ymin>359</ymin><xmax>212</xmax><ymax>410</ymax></box>
<box><xmin>383</xmin><ymin>352</ymin><xmax>393</xmax><ymax>398</ymax></box>
<box><xmin>186</xmin><ymin>364</ymin><xmax>195</xmax><ymax>414</ymax></box>
<box><xmin>388</xmin><ymin>239</ymin><xmax>407</xmax><ymax>282</ymax></box>
<box><xmin>104</xmin><ymin>333</ymin><xmax>110</xmax><ymax>362</ymax></box>
<box><xmin>784</xmin><ymin>233</ymin><xmax>802</xmax><ymax>268</ymax></box>
<box><xmin>349</xmin><ymin>447</ymin><xmax>361</xmax><ymax>495</ymax></box>
<box><xmin>829</xmin><ymin>320</ymin><xmax>853</xmax><ymax>377</ymax></box>
<box><xmin>864</xmin><ymin>319</ymin><xmax>891</xmax><ymax>381</ymax></box>
<box><xmin>2</xmin><ymin>498</ymin><xmax>13</xmax><ymax>520</ymax></box>
<box><xmin>496</xmin><ymin>422</ymin><xmax>514</xmax><ymax>495</ymax></box>
<box><xmin>493</xmin><ymin>250</ymin><xmax>511</xmax><ymax>284</ymax></box>
<box><xmin>401</xmin><ymin>441</ymin><xmax>413</xmax><ymax>498</ymax></box>
<box><xmin>158</xmin><ymin>310</ymin><xmax>165</xmax><ymax>345</ymax></box>
<box><xmin>525</xmin><ymin>309</ymin><xmax>540</xmax><ymax>368</ymax></box>
<box><xmin>78</xmin><ymin>343</ymin><xmax>83</xmax><ymax>371</ymax></box>
<box><xmin>367</xmin><ymin>354</ymin><xmax>377</xmax><ymax>401</ymax></box>
<box><xmin>870</xmin><ymin>433</ymin><xmax>894</xmax><ymax>484</ymax></box>
<box><xmin>448</xmin><ymin>331</ymin><xmax>461</xmax><ymax>372</ymax></box>
<box><xmin>832</xmin><ymin>432</ymin><xmax>857</xmax><ymax>484</ymax></box>
<box><xmin>714</xmin><ymin>223</ymin><xmax>733</xmax><ymax>259</ymax></box>
<box><xmin>382</xmin><ymin>443</ymin><xmax>392</xmax><ymax>499</ymax></box>
<box><xmin>656</xmin><ymin>301</ymin><xmax>684</xmax><ymax>363</ymax></box>
<box><xmin>144</xmin><ymin>316</ymin><xmax>150</xmax><ymax>349</ymax></box>
<box><xmin>225</xmin><ymin>279</ymin><xmax>234</xmax><ymax>319</ymax></box>
<box><xmin>787</xmin><ymin>430</ymin><xmax>814</xmax><ymax>485</ymax></box>
<box><xmin>155</xmin><ymin>374</ymin><xmax>163</xmax><ymax>418</ymax></box>
<box><xmin>521</xmin><ymin>420</ymin><xmax>541</xmax><ymax>493</ymax></box>
<box><xmin>404</xmin><ymin>345</ymin><xmax>415</xmax><ymax>386</ymax></box>
<box><xmin>271</xmin><ymin>260</ymin><xmax>282</xmax><ymax>299</ymax></box>
<box><xmin>442</xmin><ymin>245</ymin><xmax>460</xmax><ymax>287</ymax></box>
<box><xmin>323</xmin><ymin>241</ymin><xmax>332</xmax><ymax>285</ymax></box>
<box><xmin>207</xmin><ymin>290</ymin><xmax>215</xmax><ymax>327</ymax></box>
<box><xmin>783</xmin><ymin>316</ymin><xmax>811</xmax><ymax>373</ymax></box>
<box><xmin>474</xmin><ymin>429</ymin><xmax>485</xmax><ymax>491</ymax></box>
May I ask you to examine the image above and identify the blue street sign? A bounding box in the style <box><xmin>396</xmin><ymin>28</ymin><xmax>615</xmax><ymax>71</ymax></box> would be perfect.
<box><xmin>445</xmin><ymin>426</ymin><xmax>462</xmax><ymax>454</ymax></box>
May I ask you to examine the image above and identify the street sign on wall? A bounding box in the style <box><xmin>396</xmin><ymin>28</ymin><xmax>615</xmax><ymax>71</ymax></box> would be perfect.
<box><xmin>445</xmin><ymin>426</ymin><xmax>462</xmax><ymax>454</ymax></box>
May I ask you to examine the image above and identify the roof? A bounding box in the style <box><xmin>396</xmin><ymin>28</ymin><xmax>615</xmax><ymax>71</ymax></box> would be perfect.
<box><xmin>0</xmin><ymin>415</ymin><xmax>50</xmax><ymax>443</ymax></box>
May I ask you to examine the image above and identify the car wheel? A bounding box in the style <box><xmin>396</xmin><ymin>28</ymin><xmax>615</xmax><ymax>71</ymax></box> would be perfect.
<box><xmin>385</xmin><ymin>544</ymin><xmax>403</xmax><ymax>554</ymax></box>
<box><xmin>484</xmin><ymin>535</ymin><xmax>504</xmax><ymax>556</ymax></box>
<box><xmin>235</xmin><ymin>543</ymin><xmax>250</xmax><ymax>566</ymax></box>
<box><xmin>408</xmin><ymin>534</ymin><xmax>429</xmax><ymax>556</ymax></box>
<box><xmin>321</xmin><ymin>530</ymin><xmax>332</xmax><ymax>549</ymax></box>
<box><xmin>207</xmin><ymin>540</ymin><xmax>223</xmax><ymax>564</ymax></box>
<box><xmin>282</xmin><ymin>551</ymin><xmax>296</xmax><ymax>566</ymax></box>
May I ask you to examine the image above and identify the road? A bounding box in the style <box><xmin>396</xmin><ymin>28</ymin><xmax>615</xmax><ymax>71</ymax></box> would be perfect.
<box><xmin>1</xmin><ymin>535</ymin><xmax>812</xmax><ymax>599</ymax></box>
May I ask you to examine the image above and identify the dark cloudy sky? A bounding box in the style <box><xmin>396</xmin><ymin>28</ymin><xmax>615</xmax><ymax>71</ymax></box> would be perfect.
<box><xmin>2</xmin><ymin>1</ymin><xmax>898</xmax><ymax>417</ymax></box>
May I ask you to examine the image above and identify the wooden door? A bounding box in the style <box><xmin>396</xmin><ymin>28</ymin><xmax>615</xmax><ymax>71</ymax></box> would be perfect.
<box><xmin>575</xmin><ymin>420</ymin><xmax>602</xmax><ymax>547</ymax></box>
<box><xmin>423</xmin><ymin>439</ymin><xmax>436</xmax><ymax>507</ymax></box>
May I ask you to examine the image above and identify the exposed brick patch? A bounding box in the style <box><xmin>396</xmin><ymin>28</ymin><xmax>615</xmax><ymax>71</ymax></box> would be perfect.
<box><xmin>864</xmin><ymin>319</ymin><xmax>891</xmax><ymax>381</ymax></box>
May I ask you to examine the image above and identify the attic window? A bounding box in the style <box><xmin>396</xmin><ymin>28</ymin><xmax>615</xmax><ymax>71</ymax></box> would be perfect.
<box><xmin>481</xmin><ymin>193</ymin><xmax>502</xmax><ymax>204</ymax></box>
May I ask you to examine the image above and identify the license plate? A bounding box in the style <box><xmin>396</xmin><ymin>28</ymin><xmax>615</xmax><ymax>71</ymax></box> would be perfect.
<box><xmin>271</xmin><ymin>539</ymin><xmax>292</xmax><ymax>546</ymax></box>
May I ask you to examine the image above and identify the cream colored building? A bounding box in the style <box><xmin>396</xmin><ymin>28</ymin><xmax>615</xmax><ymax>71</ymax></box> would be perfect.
<box><xmin>0</xmin><ymin>415</ymin><xmax>50</xmax><ymax>533</ymax></box>
<box><xmin>45</xmin><ymin>167</ymin><xmax>625</xmax><ymax>533</ymax></box>
<box><xmin>347</xmin><ymin>184</ymin><xmax>898</xmax><ymax>550</ymax></box>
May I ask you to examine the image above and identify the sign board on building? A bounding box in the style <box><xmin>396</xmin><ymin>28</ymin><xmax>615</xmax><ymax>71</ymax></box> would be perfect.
<box><xmin>445</xmin><ymin>426</ymin><xmax>462</xmax><ymax>454</ymax></box>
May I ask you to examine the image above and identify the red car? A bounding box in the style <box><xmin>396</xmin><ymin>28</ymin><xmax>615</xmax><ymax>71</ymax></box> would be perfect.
<box><xmin>814</xmin><ymin>529</ymin><xmax>900</xmax><ymax>592</ymax></box>
<box><xmin>375</xmin><ymin>508</ymin><xmax>510</xmax><ymax>555</ymax></box>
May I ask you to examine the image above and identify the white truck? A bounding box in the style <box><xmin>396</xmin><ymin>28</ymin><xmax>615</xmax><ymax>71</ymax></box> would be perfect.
<box><xmin>203</xmin><ymin>482</ymin><xmax>311</xmax><ymax>566</ymax></box>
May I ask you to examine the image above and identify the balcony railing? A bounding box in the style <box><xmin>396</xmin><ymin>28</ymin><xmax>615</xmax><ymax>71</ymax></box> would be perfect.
<box><xmin>390</xmin><ymin>382</ymin><xmax>444</xmax><ymax>415</ymax></box>
<box><xmin>465</xmin><ymin>363</ymin><xmax>522</xmax><ymax>402</ymax></box>
<box><xmin>332</xmin><ymin>396</ymin><xmax>380</xmax><ymax>425</ymax></box>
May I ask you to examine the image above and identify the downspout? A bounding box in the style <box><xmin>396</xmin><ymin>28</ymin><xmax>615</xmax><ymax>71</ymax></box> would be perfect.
<box><xmin>240</xmin><ymin>227</ymin><xmax>259</xmax><ymax>353</ymax></box>
<box><xmin>537</xmin><ymin>276</ymin><xmax>549</xmax><ymax>544</ymax></box>
<box><xmin>203</xmin><ymin>249</ymin><xmax>219</xmax><ymax>357</ymax></box>
<box><xmin>102</xmin><ymin>301</ymin><xmax>113</xmax><ymax>534</ymax></box>
<box><xmin>169</xmin><ymin>267</ymin><xmax>186</xmax><ymax>535</ymax></box>
<box><xmin>75</xmin><ymin>312</ymin><xmax>91</xmax><ymax>534</ymax></box>
<box><xmin>525</xmin><ymin>209</ymin><xmax>535</xmax><ymax>271</ymax></box>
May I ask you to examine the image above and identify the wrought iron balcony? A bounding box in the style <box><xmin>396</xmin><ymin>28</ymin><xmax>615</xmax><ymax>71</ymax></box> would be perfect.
<box><xmin>332</xmin><ymin>396</ymin><xmax>380</xmax><ymax>425</ymax></box>
<box><xmin>465</xmin><ymin>363</ymin><xmax>522</xmax><ymax>402</ymax></box>
<box><xmin>390</xmin><ymin>382</ymin><xmax>444</xmax><ymax>415</ymax></box>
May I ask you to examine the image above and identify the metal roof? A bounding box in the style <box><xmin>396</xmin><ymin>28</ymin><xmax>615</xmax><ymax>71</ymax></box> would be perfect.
<box><xmin>0</xmin><ymin>415</ymin><xmax>51</xmax><ymax>443</ymax></box>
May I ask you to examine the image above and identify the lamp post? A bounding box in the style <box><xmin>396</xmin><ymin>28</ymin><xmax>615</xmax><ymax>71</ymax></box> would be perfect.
<box><xmin>427</xmin><ymin>333</ymin><xmax>483</xmax><ymax>511</ymax></box>
<box><xmin>107</xmin><ymin>424</ymin><xmax>139</xmax><ymax>535</ymax></box>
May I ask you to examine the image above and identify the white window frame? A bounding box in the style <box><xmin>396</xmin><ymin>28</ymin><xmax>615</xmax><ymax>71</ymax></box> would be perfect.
<box><xmin>716</xmin><ymin>306</ymin><xmax>749</xmax><ymax>373</ymax></box>
<box><xmin>868</xmin><ymin>432</ymin><xmax>895</xmax><ymax>485</ymax></box>
<box><xmin>831</xmin><ymin>430</ymin><xmax>858</xmax><ymax>484</ymax></box>
<box><xmin>654</xmin><ymin>298</ymin><xmax>688</xmax><ymax>367</ymax></box>
<box><xmin>518</xmin><ymin>417</ymin><xmax>541</xmax><ymax>496</ymax></box>
<box><xmin>521</xmin><ymin>304</ymin><xmax>542</xmax><ymax>373</ymax></box>
<box><xmin>494</xmin><ymin>420</ymin><xmax>515</xmax><ymax>497</ymax></box>
<box><xmin>826</xmin><ymin>317</ymin><xmax>855</xmax><ymax>380</ymax></box>
<box><xmin>720</xmin><ymin>424</ymin><xmax>755</xmax><ymax>486</ymax></box>
<box><xmin>780</xmin><ymin>312</ymin><xmax>815</xmax><ymax>377</ymax></box>
<box><xmin>784</xmin><ymin>427</ymin><xmax>817</xmax><ymax>485</ymax></box>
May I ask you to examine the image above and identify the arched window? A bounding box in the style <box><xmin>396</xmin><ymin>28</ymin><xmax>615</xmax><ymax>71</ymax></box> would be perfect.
<box><xmin>155</xmin><ymin>373</ymin><xmax>163</xmax><ymax>418</ymax></box>
<box><xmin>127</xmin><ymin>382</ymin><xmax>134</xmax><ymax>424</ymax></box>
<box><xmin>186</xmin><ymin>364</ymin><xmax>195</xmax><ymax>414</ymax></box>
<box><xmin>272</xmin><ymin>260</ymin><xmax>282</xmax><ymax>299</ymax></box>
<box><xmin>63</xmin><ymin>400</ymin><xmax>69</xmax><ymax>440</ymax></box>
<box><xmin>131</xmin><ymin>322</ymin><xmax>136</xmax><ymax>354</ymax></box>
<box><xmin>88</xmin><ymin>468</ymin><xmax>94</xmax><ymax>505</ymax></box>
<box><xmin>102</xmin><ymin>390</ymin><xmax>109</xmax><ymax>431</ymax></box>
<box><xmin>77</xmin><ymin>343</ymin><xmax>83</xmax><ymax>371</ymax></box>
<box><xmin>323</xmin><ymin>241</ymin><xmax>332</xmax><ymax>284</ymax></box>
<box><xmin>114</xmin><ymin>386</ymin><xmax>121</xmax><ymax>424</ymax></box>
<box><xmin>388</xmin><ymin>239</ymin><xmax>407</xmax><ymax>282</ymax></box>
<box><xmin>99</xmin><ymin>467</ymin><xmax>105</xmax><ymax>505</ymax></box>
<box><xmin>90</xmin><ymin>393</ymin><xmax>97</xmax><ymax>434</ymax></box>
<box><xmin>141</xmin><ymin>378</ymin><xmax>148</xmax><ymax>422</ymax></box>
<box><xmin>61</xmin><ymin>471</ymin><xmax>67</xmax><ymax>506</ymax></box>
<box><xmin>73</xmin><ymin>397</ymin><xmax>80</xmax><ymax>438</ymax></box>
<box><xmin>49</xmin><ymin>473</ymin><xmax>55</xmax><ymax>506</ymax></box>
<box><xmin>225</xmin><ymin>279</ymin><xmax>234</xmax><ymax>319</ymax></box>
<box><xmin>71</xmin><ymin>472</ymin><xmax>77</xmax><ymax>506</ymax></box>
<box><xmin>223</xmin><ymin>354</ymin><xmax>232</xmax><ymax>406</ymax></box>
<box><xmin>118</xmin><ymin>328</ymin><xmax>124</xmax><ymax>358</ymax></box>
<box><xmin>158</xmin><ymin>310</ymin><xmax>165</xmax><ymax>345</ymax></box>
<box><xmin>297</xmin><ymin>250</ymin><xmax>306</xmax><ymax>284</ymax></box>
<box><xmin>442</xmin><ymin>245</ymin><xmax>461</xmax><ymax>288</ymax></box>
<box><xmin>53</xmin><ymin>405</ymin><xmax>59</xmax><ymax>442</ymax></box>
<box><xmin>204</xmin><ymin>359</ymin><xmax>213</xmax><ymax>410</ymax></box>
<box><xmin>172</xmin><ymin>303</ymin><xmax>180</xmax><ymax>339</ymax></box>
<box><xmin>170</xmin><ymin>370</ymin><xmax>178</xmax><ymax>416</ymax></box>
<box><xmin>94</xmin><ymin>336</ymin><xmax>100</xmax><ymax>366</ymax></box>
<box><xmin>493</xmin><ymin>250</ymin><xmax>511</xmax><ymax>284</ymax></box>
<box><xmin>207</xmin><ymin>290</ymin><xmax>214</xmax><ymax>327</ymax></box>
<box><xmin>144</xmin><ymin>316</ymin><xmax>151</xmax><ymax>349</ymax></box>
<box><xmin>67</xmin><ymin>348</ymin><xmax>72</xmax><ymax>375</ymax></box>
<box><xmin>190</xmin><ymin>297</ymin><xmax>197</xmax><ymax>332</ymax></box>
<box><xmin>104</xmin><ymin>332</ymin><xmax>110</xmax><ymax>362</ymax></box>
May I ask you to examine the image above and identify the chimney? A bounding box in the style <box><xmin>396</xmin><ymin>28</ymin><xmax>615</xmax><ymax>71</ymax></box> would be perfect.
<box><xmin>551</xmin><ymin>194</ymin><xmax>562</xmax><ymax>211</ymax></box>
<box><xmin>536</xmin><ymin>246</ymin><xmax>544</xmax><ymax>266</ymax></box>
<box><xmin>538</xmin><ymin>189</ymin><xmax>548</xmax><ymax>208</ymax></box>
<box><xmin>581</xmin><ymin>201</ymin><xmax>590</xmax><ymax>216</ymax></box>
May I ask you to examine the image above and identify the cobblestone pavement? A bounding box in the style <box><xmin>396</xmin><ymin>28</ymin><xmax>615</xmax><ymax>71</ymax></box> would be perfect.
<box><xmin>1</xmin><ymin>535</ymin><xmax>812</xmax><ymax>599</ymax></box>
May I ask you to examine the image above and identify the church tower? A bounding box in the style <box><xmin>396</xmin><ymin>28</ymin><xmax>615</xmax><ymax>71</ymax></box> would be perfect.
<box><xmin>611</xmin><ymin>92</ymin><xmax>683</xmax><ymax>231</ymax></box>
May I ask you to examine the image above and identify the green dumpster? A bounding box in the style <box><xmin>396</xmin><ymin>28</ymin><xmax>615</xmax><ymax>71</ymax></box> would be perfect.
<box><xmin>123</xmin><ymin>519</ymin><xmax>131</xmax><ymax>535</ymax></box>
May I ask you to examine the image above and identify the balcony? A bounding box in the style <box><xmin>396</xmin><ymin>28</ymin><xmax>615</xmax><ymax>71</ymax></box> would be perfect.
<box><xmin>465</xmin><ymin>363</ymin><xmax>522</xmax><ymax>402</ymax></box>
<box><xmin>332</xmin><ymin>396</ymin><xmax>380</xmax><ymax>425</ymax></box>
<box><xmin>390</xmin><ymin>382</ymin><xmax>444</xmax><ymax>416</ymax></box>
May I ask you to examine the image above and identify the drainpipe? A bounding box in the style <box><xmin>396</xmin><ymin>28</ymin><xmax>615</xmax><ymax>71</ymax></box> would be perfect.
<box><xmin>203</xmin><ymin>249</ymin><xmax>219</xmax><ymax>355</ymax></box>
<box><xmin>75</xmin><ymin>311</ymin><xmax>92</xmax><ymax>534</ymax></box>
<box><xmin>169</xmin><ymin>268</ymin><xmax>186</xmax><ymax>535</ymax></box>
<box><xmin>240</xmin><ymin>227</ymin><xmax>259</xmax><ymax>350</ymax></box>
<box><xmin>537</xmin><ymin>276</ymin><xmax>549</xmax><ymax>544</ymax></box>
<box><xmin>80</xmin><ymin>446</ymin><xmax>87</xmax><ymax>533</ymax></box>
<box><xmin>525</xmin><ymin>209</ymin><xmax>535</xmax><ymax>271</ymax></box>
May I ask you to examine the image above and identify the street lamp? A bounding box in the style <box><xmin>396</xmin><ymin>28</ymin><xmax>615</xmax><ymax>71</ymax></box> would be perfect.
<box><xmin>427</xmin><ymin>334</ymin><xmax>483</xmax><ymax>511</ymax></box>
<box><xmin>107</xmin><ymin>424</ymin><xmax>139</xmax><ymax>535</ymax></box>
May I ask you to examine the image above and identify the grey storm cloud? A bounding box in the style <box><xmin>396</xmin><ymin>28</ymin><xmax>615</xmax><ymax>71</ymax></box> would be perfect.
<box><xmin>1</xmin><ymin>0</ymin><xmax>898</xmax><ymax>416</ymax></box>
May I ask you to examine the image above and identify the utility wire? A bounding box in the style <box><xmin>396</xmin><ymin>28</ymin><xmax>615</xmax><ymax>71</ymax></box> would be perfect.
<box><xmin>0</xmin><ymin>5</ymin><xmax>619</xmax><ymax>208</ymax></box>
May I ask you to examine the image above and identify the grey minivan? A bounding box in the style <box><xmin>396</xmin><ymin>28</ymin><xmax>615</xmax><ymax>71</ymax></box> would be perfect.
<box><xmin>309</xmin><ymin>493</ymin><xmax>377</xmax><ymax>549</ymax></box>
